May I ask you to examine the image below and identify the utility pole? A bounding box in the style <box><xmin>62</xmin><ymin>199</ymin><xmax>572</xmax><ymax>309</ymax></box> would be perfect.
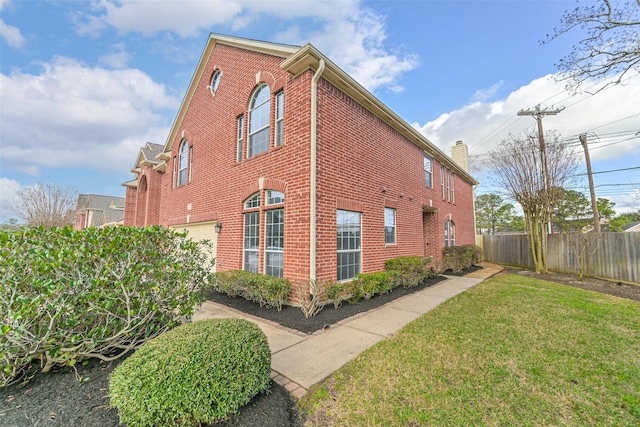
<box><xmin>518</xmin><ymin>104</ymin><xmax>564</xmax><ymax>233</ymax></box>
<box><xmin>579</xmin><ymin>133</ymin><xmax>601</xmax><ymax>232</ymax></box>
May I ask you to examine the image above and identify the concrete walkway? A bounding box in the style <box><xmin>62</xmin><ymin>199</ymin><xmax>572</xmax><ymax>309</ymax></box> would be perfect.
<box><xmin>193</xmin><ymin>262</ymin><xmax>504</xmax><ymax>398</ymax></box>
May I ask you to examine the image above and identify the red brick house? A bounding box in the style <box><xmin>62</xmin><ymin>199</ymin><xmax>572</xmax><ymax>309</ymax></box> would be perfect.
<box><xmin>124</xmin><ymin>34</ymin><xmax>478</xmax><ymax>300</ymax></box>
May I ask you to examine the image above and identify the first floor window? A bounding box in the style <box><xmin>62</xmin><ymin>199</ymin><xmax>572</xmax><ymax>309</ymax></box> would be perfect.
<box><xmin>265</xmin><ymin>209</ymin><xmax>284</xmax><ymax>277</ymax></box>
<box><xmin>424</xmin><ymin>154</ymin><xmax>433</xmax><ymax>187</ymax></box>
<box><xmin>445</xmin><ymin>220</ymin><xmax>455</xmax><ymax>247</ymax></box>
<box><xmin>244</xmin><ymin>212</ymin><xmax>260</xmax><ymax>272</ymax></box>
<box><xmin>337</xmin><ymin>210</ymin><xmax>361</xmax><ymax>281</ymax></box>
<box><xmin>266</xmin><ymin>190</ymin><xmax>284</xmax><ymax>205</ymax></box>
<box><xmin>384</xmin><ymin>207</ymin><xmax>396</xmax><ymax>244</ymax></box>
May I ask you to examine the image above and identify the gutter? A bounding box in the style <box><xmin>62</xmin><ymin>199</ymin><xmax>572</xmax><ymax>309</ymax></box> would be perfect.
<box><xmin>310</xmin><ymin>59</ymin><xmax>325</xmax><ymax>282</ymax></box>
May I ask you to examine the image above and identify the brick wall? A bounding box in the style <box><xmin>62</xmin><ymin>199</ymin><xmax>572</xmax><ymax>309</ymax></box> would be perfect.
<box><xmin>155</xmin><ymin>44</ymin><xmax>314</xmax><ymax>287</ymax></box>
<box><xmin>314</xmin><ymin>78</ymin><xmax>476</xmax><ymax>280</ymax></box>
<box><xmin>123</xmin><ymin>186</ymin><xmax>136</xmax><ymax>226</ymax></box>
<box><xmin>126</xmin><ymin>40</ymin><xmax>477</xmax><ymax>298</ymax></box>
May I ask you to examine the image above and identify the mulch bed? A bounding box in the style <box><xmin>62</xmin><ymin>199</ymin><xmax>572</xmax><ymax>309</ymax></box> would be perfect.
<box><xmin>506</xmin><ymin>267</ymin><xmax>640</xmax><ymax>302</ymax></box>
<box><xmin>0</xmin><ymin>273</ymin><xmax>449</xmax><ymax>427</ymax></box>
<box><xmin>203</xmin><ymin>275</ymin><xmax>448</xmax><ymax>335</ymax></box>
<box><xmin>3</xmin><ymin>265</ymin><xmax>637</xmax><ymax>427</ymax></box>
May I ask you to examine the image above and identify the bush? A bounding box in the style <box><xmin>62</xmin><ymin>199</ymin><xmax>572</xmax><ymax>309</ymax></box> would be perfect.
<box><xmin>356</xmin><ymin>271</ymin><xmax>393</xmax><ymax>299</ymax></box>
<box><xmin>384</xmin><ymin>256</ymin><xmax>434</xmax><ymax>288</ymax></box>
<box><xmin>212</xmin><ymin>270</ymin><xmax>291</xmax><ymax>311</ymax></box>
<box><xmin>442</xmin><ymin>245</ymin><xmax>483</xmax><ymax>273</ymax></box>
<box><xmin>0</xmin><ymin>226</ymin><xmax>214</xmax><ymax>387</ymax></box>
<box><xmin>326</xmin><ymin>281</ymin><xmax>349</xmax><ymax>309</ymax></box>
<box><xmin>109</xmin><ymin>318</ymin><xmax>271</xmax><ymax>427</ymax></box>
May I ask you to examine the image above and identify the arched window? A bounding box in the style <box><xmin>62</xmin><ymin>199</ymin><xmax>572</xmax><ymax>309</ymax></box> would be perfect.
<box><xmin>242</xmin><ymin>190</ymin><xmax>285</xmax><ymax>277</ymax></box>
<box><xmin>177</xmin><ymin>139</ymin><xmax>189</xmax><ymax>186</ymax></box>
<box><xmin>248</xmin><ymin>84</ymin><xmax>271</xmax><ymax>157</ymax></box>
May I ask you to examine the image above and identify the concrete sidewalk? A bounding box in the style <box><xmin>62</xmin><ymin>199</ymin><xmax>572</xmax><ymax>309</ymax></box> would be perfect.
<box><xmin>193</xmin><ymin>262</ymin><xmax>503</xmax><ymax>398</ymax></box>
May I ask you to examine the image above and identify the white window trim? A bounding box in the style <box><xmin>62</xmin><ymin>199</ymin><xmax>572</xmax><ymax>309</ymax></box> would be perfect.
<box><xmin>275</xmin><ymin>91</ymin><xmax>284</xmax><ymax>147</ymax></box>
<box><xmin>451</xmin><ymin>172</ymin><xmax>455</xmax><ymax>204</ymax></box>
<box><xmin>445</xmin><ymin>220</ymin><xmax>456</xmax><ymax>247</ymax></box>
<box><xmin>236</xmin><ymin>115</ymin><xmax>244</xmax><ymax>162</ymax></box>
<box><xmin>248</xmin><ymin>84</ymin><xmax>271</xmax><ymax>158</ymax></box>
<box><xmin>172</xmin><ymin>156</ymin><xmax>178</xmax><ymax>188</ymax></box>
<box><xmin>243</xmin><ymin>211</ymin><xmax>260</xmax><ymax>273</ymax></box>
<box><xmin>337</xmin><ymin>209</ymin><xmax>362</xmax><ymax>282</ymax></box>
<box><xmin>384</xmin><ymin>207</ymin><xmax>396</xmax><ymax>245</ymax></box>
<box><xmin>188</xmin><ymin>146</ymin><xmax>193</xmax><ymax>183</ymax></box>
<box><xmin>440</xmin><ymin>164</ymin><xmax>445</xmax><ymax>199</ymax></box>
<box><xmin>177</xmin><ymin>140</ymin><xmax>189</xmax><ymax>186</ymax></box>
<box><xmin>266</xmin><ymin>190</ymin><xmax>284</xmax><ymax>206</ymax></box>
<box><xmin>264</xmin><ymin>208</ymin><xmax>284</xmax><ymax>277</ymax></box>
<box><xmin>244</xmin><ymin>193</ymin><xmax>261</xmax><ymax>209</ymax></box>
<box><xmin>424</xmin><ymin>154</ymin><xmax>433</xmax><ymax>188</ymax></box>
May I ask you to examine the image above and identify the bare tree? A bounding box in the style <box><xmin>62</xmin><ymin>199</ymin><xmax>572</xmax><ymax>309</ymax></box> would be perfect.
<box><xmin>488</xmin><ymin>130</ymin><xmax>579</xmax><ymax>273</ymax></box>
<box><xmin>544</xmin><ymin>0</ymin><xmax>640</xmax><ymax>92</ymax></box>
<box><xmin>12</xmin><ymin>183</ymin><xmax>77</xmax><ymax>227</ymax></box>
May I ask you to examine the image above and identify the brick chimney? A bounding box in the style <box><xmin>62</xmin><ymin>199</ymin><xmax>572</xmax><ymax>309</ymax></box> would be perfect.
<box><xmin>451</xmin><ymin>140</ymin><xmax>469</xmax><ymax>172</ymax></box>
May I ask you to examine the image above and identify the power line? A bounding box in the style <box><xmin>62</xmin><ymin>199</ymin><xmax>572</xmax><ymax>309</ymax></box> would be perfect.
<box><xmin>571</xmin><ymin>166</ymin><xmax>640</xmax><ymax>177</ymax></box>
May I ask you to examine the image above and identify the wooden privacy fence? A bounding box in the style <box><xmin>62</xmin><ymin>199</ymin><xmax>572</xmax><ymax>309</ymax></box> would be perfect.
<box><xmin>482</xmin><ymin>232</ymin><xmax>640</xmax><ymax>284</ymax></box>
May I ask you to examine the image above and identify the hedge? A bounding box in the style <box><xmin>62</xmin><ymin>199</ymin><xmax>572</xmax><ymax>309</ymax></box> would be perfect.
<box><xmin>109</xmin><ymin>318</ymin><xmax>271</xmax><ymax>427</ymax></box>
<box><xmin>211</xmin><ymin>270</ymin><xmax>291</xmax><ymax>311</ymax></box>
<box><xmin>442</xmin><ymin>244</ymin><xmax>483</xmax><ymax>273</ymax></box>
<box><xmin>0</xmin><ymin>226</ymin><xmax>214</xmax><ymax>387</ymax></box>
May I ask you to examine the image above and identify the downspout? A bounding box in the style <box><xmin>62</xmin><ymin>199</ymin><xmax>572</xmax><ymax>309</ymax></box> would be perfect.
<box><xmin>310</xmin><ymin>58</ymin><xmax>325</xmax><ymax>282</ymax></box>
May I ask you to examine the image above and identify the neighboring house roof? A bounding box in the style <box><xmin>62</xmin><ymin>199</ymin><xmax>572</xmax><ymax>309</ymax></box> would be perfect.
<box><xmin>623</xmin><ymin>222</ymin><xmax>640</xmax><ymax>232</ymax></box>
<box><xmin>160</xmin><ymin>33</ymin><xmax>478</xmax><ymax>186</ymax></box>
<box><xmin>76</xmin><ymin>194</ymin><xmax>125</xmax><ymax>227</ymax></box>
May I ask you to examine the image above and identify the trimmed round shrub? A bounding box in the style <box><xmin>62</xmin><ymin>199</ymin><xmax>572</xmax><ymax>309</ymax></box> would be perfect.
<box><xmin>109</xmin><ymin>318</ymin><xmax>271</xmax><ymax>427</ymax></box>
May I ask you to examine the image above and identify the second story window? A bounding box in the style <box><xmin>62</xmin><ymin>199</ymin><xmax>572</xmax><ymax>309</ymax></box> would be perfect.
<box><xmin>236</xmin><ymin>115</ymin><xmax>244</xmax><ymax>162</ymax></box>
<box><xmin>424</xmin><ymin>154</ymin><xmax>433</xmax><ymax>187</ymax></box>
<box><xmin>275</xmin><ymin>91</ymin><xmax>284</xmax><ymax>147</ymax></box>
<box><xmin>175</xmin><ymin>139</ymin><xmax>190</xmax><ymax>187</ymax></box>
<box><xmin>248</xmin><ymin>84</ymin><xmax>271</xmax><ymax>158</ymax></box>
<box><xmin>451</xmin><ymin>173</ymin><xmax>455</xmax><ymax>204</ymax></box>
<box><xmin>441</xmin><ymin>164</ymin><xmax>445</xmax><ymax>199</ymax></box>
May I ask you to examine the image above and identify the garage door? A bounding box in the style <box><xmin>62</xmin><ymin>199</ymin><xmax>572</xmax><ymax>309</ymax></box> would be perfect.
<box><xmin>170</xmin><ymin>221</ymin><xmax>218</xmax><ymax>272</ymax></box>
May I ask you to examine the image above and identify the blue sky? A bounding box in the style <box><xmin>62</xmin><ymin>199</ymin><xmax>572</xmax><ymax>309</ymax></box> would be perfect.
<box><xmin>1</xmin><ymin>0</ymin><xmax>639</xmax><ymax>222</ymax></box>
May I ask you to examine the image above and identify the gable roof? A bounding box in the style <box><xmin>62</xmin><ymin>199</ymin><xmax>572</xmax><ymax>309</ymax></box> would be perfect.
<box><xmin>76</xmin><ymin>194</ymin><xmax>125</xmax><ymax>226</ymax></box>
<box><xmin>624</xmin><ymin>221</ymin><xmax>640</xmax><ymax>232</ymax></box>
<box><xmin>132</xmin><ymin>142</ymin><xmax>164</xmax><ymax>171</ymax></box>
<box><xmin>161</xmin><ymin>33</ymin><xmax>477</xmax><ymax>186</ymax></box>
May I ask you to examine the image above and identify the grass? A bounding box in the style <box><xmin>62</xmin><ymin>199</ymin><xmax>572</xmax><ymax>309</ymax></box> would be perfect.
<box><xmin>300</xmin><ymin>274</ymin><xmax>640</xmax><ymax>426</ymax></box>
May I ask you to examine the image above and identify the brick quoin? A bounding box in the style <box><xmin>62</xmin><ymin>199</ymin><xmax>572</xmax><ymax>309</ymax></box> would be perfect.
<box><xmin>124</xmin><ymin>35</ymin><xmax>478</xmax><ymax>303</ymax></box>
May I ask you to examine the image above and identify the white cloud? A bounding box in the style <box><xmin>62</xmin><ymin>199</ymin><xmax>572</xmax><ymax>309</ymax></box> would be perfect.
<box><xmin>416</xmin><ymin>73</ymin><xmax>640</xmax><ymax>163</ymax></box>
<box><xmin>0</xmin><ymin>57</ymin><xmax>178</xmax><ymax>176</ymax></box>
<box><xmin>298</xmin><ymin>7</ymin><xmax>419</xmax><ymax>93</ymax></box>
<box><xmin>0</xmin><ymin>177</ymin><xmax>22</xmax><ymax>220</ymax></box>
<box><xmin>76</xmin><ymin>0</ymin><xmax>419</xmax><ymax>93</ymax></box>
<box><xmin>469</xmin><ymin>81</ymin><xmax>503</xmax><ymax>104</ymax></box>
<box><xmin>98</xmin><ymin>42</ymin><xmax>131</xmax><ymax>69</ymax></box>
<box><xmin>0</xmin><ymin>18</ymin><xmax>26</xmax><ymax>49</ymax></box>
<box><xmin>416</xmin><ymin>72</ymin><xmax>640</xmax><ymax>207</ymax></box>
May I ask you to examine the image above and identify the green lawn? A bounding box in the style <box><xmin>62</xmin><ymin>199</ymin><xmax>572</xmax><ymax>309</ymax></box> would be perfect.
<box><xmin>301</xmin><ymin>274</ymin><xmax>640</xmax><ymax>426</ymax></box>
